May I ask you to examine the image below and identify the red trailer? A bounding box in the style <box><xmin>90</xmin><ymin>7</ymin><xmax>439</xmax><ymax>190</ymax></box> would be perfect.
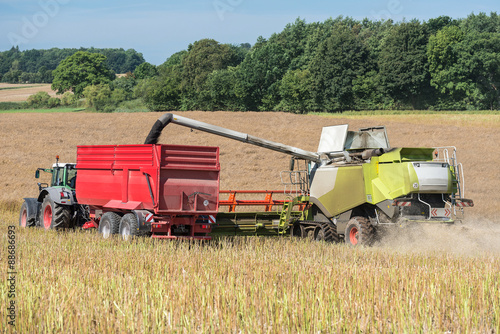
<box><xmin>75</xmin><ymin>144</ymin><xmax>220</xmax><ymax>240</ymax></box>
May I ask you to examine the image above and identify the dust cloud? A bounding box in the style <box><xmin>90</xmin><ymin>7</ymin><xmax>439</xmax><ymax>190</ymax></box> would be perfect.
<box><xmin>374</xmin><ymin>218</ymin><xmax>500</xmax><ymax>256</ymax></box>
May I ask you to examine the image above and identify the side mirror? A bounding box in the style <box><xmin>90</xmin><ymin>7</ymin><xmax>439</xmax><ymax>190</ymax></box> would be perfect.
<box><xmin>35</xmin><ymin>170</ymin><xmax>40</xmax><ymax>179</ymax></box>
<box><xmin>289</xmin><ymin>157</ymin><xmax>295</xmax><ymax>171</ymax></box>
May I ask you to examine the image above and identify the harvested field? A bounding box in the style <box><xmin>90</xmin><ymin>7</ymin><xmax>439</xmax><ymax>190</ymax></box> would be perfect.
<box><xmin>0</xmin><ymin>83</ymin><xmax>58</xmax><ymax>102</ymax></box>
<box><xmin>1</xmin><ymin>111</ymin><xmax>499</xmax><ymax>333</ymax></box>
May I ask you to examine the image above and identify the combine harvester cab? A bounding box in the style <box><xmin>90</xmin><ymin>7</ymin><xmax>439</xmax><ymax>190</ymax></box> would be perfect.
<box><xmin>75</xmin><ymin>144</ymin><xmax>220</xmax><ymax>240</ymax></box>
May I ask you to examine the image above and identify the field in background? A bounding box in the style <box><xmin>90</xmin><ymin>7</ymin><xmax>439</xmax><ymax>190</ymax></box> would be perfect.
<box><xmin>0</xmin><ymin>83</ymin><xmax>57</xmax><ymax>102</ymax></box>
<box><xmin>1</xmin><ymin>111</ymin><xmax>499</xmax><ymax>332</ymax></box>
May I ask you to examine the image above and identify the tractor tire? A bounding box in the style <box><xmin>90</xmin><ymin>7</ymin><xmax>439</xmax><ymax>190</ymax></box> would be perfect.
<box><xmin>19</xmin><ymin>201</ymin><xmax>33</xmax><ymax>228</ymax></box>
<box><xmin>344</xmin><ymin>216</ymin><xmax>375</xmax><ymax>246</ymax></box>
<box><xmin>119</xmin><ymin>213</ymin><xmax>140</xmax><ymax>241</ymax></box>
<box><xmin>40</xmin><ymin>196</ymin><xmax>71</xmax><ymax>230</ymax></box>
<box><xmin>98</xmin><ymin>212</ymin><xmax>121</xmax><ymax>239</ymax></box>
<box><xmin>315</xmin><ymin>222</ymin><xmax>339</xmax><ymax>243</ymax></box>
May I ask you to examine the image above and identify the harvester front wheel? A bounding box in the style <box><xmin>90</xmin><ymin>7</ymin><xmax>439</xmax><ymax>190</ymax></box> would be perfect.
<box><xmin>344</xmin><ymin>217</ymin><xmax>375</xmax><ymax>246</ymax></box>
<box><xmin>119</xmin><ymin>213</ymin><xmax>139</xmax><ymax>241</ymax></box>
<box><xmin>98</xmin><ymin>212</ymin><xmax>121</xmax><ymax>238</ymax></box>
<box><xmin>40</xmin><ymin>196</ymin><xmax>71</xmax><ymax>230</ymax></box>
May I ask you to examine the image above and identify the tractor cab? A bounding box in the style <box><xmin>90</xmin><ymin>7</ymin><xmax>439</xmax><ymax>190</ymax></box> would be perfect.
<box><xmin>35</xmin><ymin>156</ymin><xmax>77</xmax><ymax>190</ymax></box>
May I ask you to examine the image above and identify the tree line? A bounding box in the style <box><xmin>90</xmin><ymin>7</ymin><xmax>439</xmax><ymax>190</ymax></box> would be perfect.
<box><xmin>0</xmin><ymin>47</ymin><xmax>144</xmax><ymax>84</ymax></box>
<box><xmin>137</xmin><ymin>12</ymin><xmax>500</xmax><ymax>111</ymax></box>
<box><xmin>30</xmin><ymin>12</ymin><xmax>500</xmax><ymax>112</ymax></box>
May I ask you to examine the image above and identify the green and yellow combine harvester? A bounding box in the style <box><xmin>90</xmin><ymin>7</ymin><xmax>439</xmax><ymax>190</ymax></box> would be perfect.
<box><xmin>21</xmin><ymin>114</ymin><xmax>473</xmax><ymax>246</ymax></box>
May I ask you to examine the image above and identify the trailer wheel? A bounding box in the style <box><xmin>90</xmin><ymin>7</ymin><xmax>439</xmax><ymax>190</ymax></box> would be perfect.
<box><xmin>40</xmin><ymin>196</ymin><xmax>71</xmax><ymax>230</ymax></box>
<box><xmin>344</xmin><ymin>217</ymin><xmax>375</xmax><ymax>246</ymax></box>
<box><xmin>315</xmin><ymin>222</ymin><xmax>339</xmax><ymax>243</ymax></box>
<box><xmin>119</xmin><ymin>213</ymin><xmax>139</xmax><ymax>241</ymax></box>
<box><xmin>99</xmin><ymin>212</ymin><xmax>121</xmax><ymax>238</ymax></box>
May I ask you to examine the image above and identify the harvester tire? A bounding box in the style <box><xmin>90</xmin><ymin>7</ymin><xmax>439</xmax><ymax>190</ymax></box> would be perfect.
<box><xmin>40</xmin><ymin>196</ymin><xmax>71</xmax><ymax>230</ymax></box>
<box><xmin>99</xmin><ymin>212</ymin><xmax>121</xmax><ymax>239</ymax></box>
<box><xmin>315</xmin><ymin>222</ymin><xmax>339</xmax><ymax>243</ymax></box>
<box><xmin>344</xmin><ymin>216</ymin><xmax>375</xmax><ymax>246</ymax></box>
<box><xmin>119</xmin><ymin>213</ymin><xmax>140</xmax><ymax>241</ymax></box>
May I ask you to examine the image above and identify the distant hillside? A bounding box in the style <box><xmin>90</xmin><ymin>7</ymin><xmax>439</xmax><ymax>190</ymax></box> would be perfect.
<box><xmin>0</xmin><ymin>47</ymin><xmax>145</xmax><ymax>83</ymax></box>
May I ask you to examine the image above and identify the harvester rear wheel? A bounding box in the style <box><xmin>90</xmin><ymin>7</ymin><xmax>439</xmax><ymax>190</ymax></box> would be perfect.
<box><xmin>40</xmin><ymin>196</ymin><xmax>71</xmax><ymax>230</ymax></box>
<box><xmin>119</xmin><ymin>213</ymin><xmax>139</xmax><ymax>241</ymax></box>
<box><xmin>344</xmin><ymin>217</ymin><xmax>375</xmax><ymax>246</ymax></box>
<box><xmin>315</xmin><ymin>222</ymin><xmax>339</xmax><ymax>243</ymax></box>
<box><xmin>98</xmin><ymin>212</ymin><xmax>121</xmax><ymax>239</ymax></box>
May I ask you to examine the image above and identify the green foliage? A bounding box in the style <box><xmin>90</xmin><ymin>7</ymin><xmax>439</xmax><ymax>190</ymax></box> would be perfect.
<box><xmin>0</xmin><ymin>47</ymin><xmax>144</xmax><ymax>84</ymax></box>
<box><xmin>60</xmin><ymin>92</ymin><xmax>76</xmax><ymax>106</ymax></box>
<box><xmin>278</xmin><ymin>69</ymin><xmax>313</xmax><ymax>113</ymax></box>
<box><xmin>134</xmin><ymin>62</ymin><xmax>157</xmax><ymax>79</ymax></box>
<box><xmin>52</xmin><ymin>51</ymin><xmax>115</xmax><ymax>97</ymax></box>
<box><xmin>27</xmin><ymin>91</ymin><xmax>51</xmax><ymax>108</ymax></box>
<box><xmin>139</xmin><ymin>66</ymin><xmax>182</xmax><ymax>111</ymax></box>
<box><xmin>206</xmin><ymin>68</ymin><xmax>243</xmax><ymax>111</ymax></box>
<box><xmin>47</xmin><ymin>97</ymin><xmax>61</xmax><ymax>108</ymax></box>
<box><xmin>25</xmin><ymin>91</ymin><xmax>62</xmax><ymax>109</ymax></box>
<box><xmin>378</xmin><ymin>20</ymin><xmax>431</xmax><ymax>109</ymax></box>
<box><xmin>0</xmin><ymin>102</ymin><xmax>23</xmax><ymax>110</ymax></box>
<box><xmin>179</xmin><ymin>39</ymin><xmax>243</xmax><ymax>109</ymax></box>
<box><xmin>134</xmin><ymin>12</ymin><xmax>500</xmax><ymax>112</ymax></box>
<box><xmin>110</xmin><ymin>74</ymin><xmax>137</xmax><ymax>100</ymax></box>
<box><xmin>83</xmin><ymin>84</ymin><xmax>115</xmax><ymax>112</ymax></box>
<box><xmin>236</xmin><ymin>39</ymin><xmax>290</xmax><ymax>111</ymax></box>
<box><xmin>161</xmin><ymin>50</ymin><xmax>188</xmax><ymax>68</ymax></box>
<box><xmin>309</xmin><ymin>23</ymin><xmax>372</xmax><ymax>111</ymax></box>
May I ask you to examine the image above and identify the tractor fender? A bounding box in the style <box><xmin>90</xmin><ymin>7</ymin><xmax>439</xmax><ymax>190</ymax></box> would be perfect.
<box><xmin>37</xmin><ymin>187</ymin><xmax>76</xmax><ymax>206</ymax></box>
<box><xmin>22</xmin><ymin>198</ymin><xmax>40</xmax><ymax>224</ymax></box>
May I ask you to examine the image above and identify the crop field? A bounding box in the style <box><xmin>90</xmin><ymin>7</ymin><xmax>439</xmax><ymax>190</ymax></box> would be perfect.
<box><xmin>0</xmin><ymin>83</ymin><xmax>57</xmax><ymax>102</ymax></box>
<box><xmin>1</xmin><ymin>111</ymin><xmax>500</xmax><ymax>333</ymax></box>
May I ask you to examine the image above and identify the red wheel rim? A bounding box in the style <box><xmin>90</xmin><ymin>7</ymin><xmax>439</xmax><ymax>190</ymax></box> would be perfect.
<box><xmin>349</xmin><ymin>227</ymin><xmax>358</xmax><ymax>245</ymax></box>
<box><xmin>21</xmin><ymin>209</ymin><xmax>27</xmax><ymax>227</ymax></box>
<box><xmin>43</xmin><ymin>205</ymin><xmax>52</xmax><ymax>229</ymax></box>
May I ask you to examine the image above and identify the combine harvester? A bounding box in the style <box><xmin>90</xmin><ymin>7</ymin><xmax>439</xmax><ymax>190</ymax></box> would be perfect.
<box><xmin>19</xmin><ymin>114</ymin><xmax>473</xmax><ymax>246</ymax></box>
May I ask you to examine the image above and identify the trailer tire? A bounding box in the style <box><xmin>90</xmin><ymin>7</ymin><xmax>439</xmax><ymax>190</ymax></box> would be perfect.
<box><xmin>99</xmin><ymin>212</ymin><xmax>121</xmax><ymax>239</ymax></box>
<box><xmin>344</xmin><ymin>216</ymin><xmax>375</xmax><ymax>246</ymax></box>
<box><xmin>40</xmin><ymin>196</ymin><xmax>71</xmax><ymax>230</ymax></box>
<box><xmin>119</xmin><ymin>213</ymin><xmax>139</xmax><ymax>241</ymax></box>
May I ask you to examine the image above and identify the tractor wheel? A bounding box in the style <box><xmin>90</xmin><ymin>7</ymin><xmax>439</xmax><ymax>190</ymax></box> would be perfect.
<box><xmin>40</xmin><ymin>196</ymin><xmax>71</xmax><ymax>230</ymax></box>
<box><xmin>315</xmin><ymin>222</ymin><xmax>339</xmax><ymax>243</ymax></box>
<box><xmin>344</xmin><ymin>216</ymin><xmax>375</xmax><ymax>246</ymax></box>
<box><xmin>98</xmin><ymin>212</ymin><xmax>121</xmax><ymax>239</ymax></box>
<box><xmin>19</xmin><ymin>201</ymin><xmax>31</xmax><ymax>228</ymax></box>
<box><xmin>119</xmin><ymin>213</ymin><xmax>140</xmax><ymax>241</ymax></box>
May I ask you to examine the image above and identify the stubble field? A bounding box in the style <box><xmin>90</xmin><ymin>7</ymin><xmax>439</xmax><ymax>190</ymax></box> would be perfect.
<box><xmin>1</xmin><ymin>111</ymin><xmax>499</xmax><ymax>333</ymax></box>
<box><xmin>0</xmin><ymin>83</ymin><xmax>57</xmax><ymax>102</ymax></box>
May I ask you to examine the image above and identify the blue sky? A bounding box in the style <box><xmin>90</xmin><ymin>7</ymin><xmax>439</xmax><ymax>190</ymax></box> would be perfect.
<box><xmin>1</xmin><ymin>0</ymin><xmax>499</xmax><ymax>65</ymax></box>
